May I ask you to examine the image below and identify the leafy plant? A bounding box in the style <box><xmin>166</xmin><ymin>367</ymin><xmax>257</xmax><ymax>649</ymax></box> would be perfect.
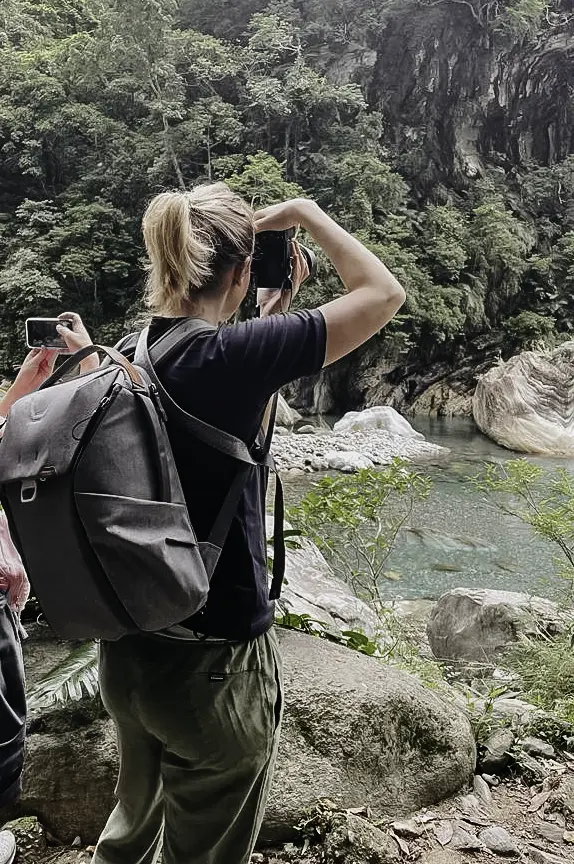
<box><xmin>473</xmin><ymin>460</ymin><xmax>574</xmax><ymax>600</ymax></box>
<box><xmin>27</xmin><ymin>641</ymin><xmax>99</xmax><ymax>709</ymax></box>
<box><xmin>288</xmin><ymin>461</ymin><xmax>431</xmax><ymax>615</ymax></box>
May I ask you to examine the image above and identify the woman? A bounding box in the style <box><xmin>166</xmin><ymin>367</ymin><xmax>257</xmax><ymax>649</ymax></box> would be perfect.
<box><xmin>0</xmin><ymin>316</ymin><xmax>95</xmax><ymax>864</ymax></box>
<box><xmin>93</xmin><ymin>185</ymin><xmax>405</xmax><ymax>864</ymax></box>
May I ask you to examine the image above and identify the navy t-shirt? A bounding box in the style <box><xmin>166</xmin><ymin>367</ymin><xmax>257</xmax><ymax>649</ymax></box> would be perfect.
<box><xmin>148</xmin><ymin>310</ymin><xmax>327</xmax><ymax>641</ymax></box>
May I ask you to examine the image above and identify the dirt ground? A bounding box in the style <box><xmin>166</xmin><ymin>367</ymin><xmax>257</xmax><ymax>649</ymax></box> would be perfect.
<box><xmin>11</xmin><ymin>765</ymin><xmax>573</xmax><ymax>864</ymax></box>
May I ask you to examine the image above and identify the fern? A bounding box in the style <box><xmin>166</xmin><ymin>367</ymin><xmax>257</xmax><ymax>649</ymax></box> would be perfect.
<box><xmin>27</xmin><ymin>641</ymin><xmax>99</xmax><ymax>709</ymax></box>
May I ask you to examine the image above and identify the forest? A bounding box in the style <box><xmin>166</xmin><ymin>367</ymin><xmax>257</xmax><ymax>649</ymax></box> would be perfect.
<box><xmin>1</xmin><ymin>0</ymin><xmax>573</xmax><ymax>385</ymax></box>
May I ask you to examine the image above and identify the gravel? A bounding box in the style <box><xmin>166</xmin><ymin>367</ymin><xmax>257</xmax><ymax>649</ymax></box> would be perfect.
<box><xmin>271</xmin><ymin>428</ymin><xmax>448</xmax><ymax>473</ymax></box>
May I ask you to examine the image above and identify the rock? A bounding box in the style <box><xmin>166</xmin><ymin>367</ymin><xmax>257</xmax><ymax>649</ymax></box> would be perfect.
<box><xmin>14</xmin><ymin>629</ymin><xmax>476</xmax><ymax>846</ymax></box>
<box><xmin>334</xmin><ymin>407</ymin><xmax>424</xmax><ymax>439</ymax></box>
<box><xmin>535</xmin><ymin>822</ymin><xmax>566</xmax><ymax>844</ymax></box>
<box><xmin>325</xmin><ymin>450</ymin><xmax>374</xmax><ymax>472</ymax></box>
<box><xmin>458</xmin><ymin>794</ymin><xmax>489</xmax><ymax>825</ymax></box>
<box><xmin>323</xmin><ymin>813</ymin><xmax>400</xmax><ymax>863</ymax></box>
<box><xmin>422</xmin><ymin>852</ymin><xmax>466</xmax><ymax>864</ymax></box>
<box><xmin>473</xmin><ymin>342</ymin><xmax>574</xmax><ymax>455</ymax></box>
<box><xmin>271</xmin><ymin>426</ymin><xmax>447</xmax><ymax>473</ymax></box>
<box><xmin>449</xmin><ymin>823</ymin><xmax>481</xmax><ymax>850</ymax></box>
<box><xmin>391</xmin><ymin>818</ymin><xmax>423</xmax><ymax>837</ymax></box>
<box><xmin>427</xmin><ymin>588</ymin><xmax>571</xmax><ymax>664</ymax></box>
<box><xmin>479</xmin><ymin>728</ymin><xmax>514</xmax><ymax>773</ymax></box>
<box><xmin>473</xmin><ymin>774</ymin><xmax>492</xmax><ymax>806</ymax></box>
<box><xmin>528</xmin><ymin>848</ymin><xmax>569</xmax><ymax>864</ymax></box>
<box><xmin>275</xmin><ymin>395</ymin><xmax>297</xmax><ymax>429</ymax></box>
<box><xmin>276</xmin><ymin>531</ymin><xmax>380</xmax><ymax>638</ymax></box>
<box><xmin>296</xmin><ymin>424</ymin><xmax>316</xmax><ymax>435</ymax></box>
<box><xmin>522</xmin><ymin>737</ymin><xmax>555</xmax><ymax>759</ymax></box>
<box><xmin>479</xmin><ymin>826</ymin><xmax>519</xmax><ymax>855</ymax></box>
<box><xmin>482</xmin><ymin>774</ymin><xmax>499</xmax><ymax>787</ymax></box>
<box><xmin>547</xmin><ymin>775</ymin><xmax>574</xmax><ymax>816</ymax></box>
<box><xmin>1</xmin><ymin>817</ymin><xmax>46</xmax><ymax>863</ymax></box>
<box><xmin>273</xmin><ymin>426</ymin><xmax>290</xmax><ymax>436</ymax></box>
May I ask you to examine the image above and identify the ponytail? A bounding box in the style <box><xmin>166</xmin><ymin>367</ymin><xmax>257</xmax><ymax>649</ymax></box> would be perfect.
<box><xmin>142</xmin><ymin>184</ymin><xmax>254</xmax><ymax>316</ymax></box>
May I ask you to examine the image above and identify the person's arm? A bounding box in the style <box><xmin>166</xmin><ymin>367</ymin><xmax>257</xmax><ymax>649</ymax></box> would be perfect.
<box><xmin>0</xmin><ymin>312</ymin><xmax>96</xmax><ymax>432</ymax></box>
<box><xmin>254</xmin><ymin>200</ymin><xmax>405</xmax><ymax>366</ymax></box>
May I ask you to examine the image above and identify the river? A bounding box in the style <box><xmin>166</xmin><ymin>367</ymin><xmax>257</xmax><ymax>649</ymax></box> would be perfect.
<box><xmin>281</xmin><ymin>417</ymin><xmax>574</xmax><ymax>603</ymax></box>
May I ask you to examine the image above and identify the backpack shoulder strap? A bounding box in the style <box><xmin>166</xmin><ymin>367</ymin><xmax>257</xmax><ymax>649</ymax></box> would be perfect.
<box><xmin>135</xmin><ymin>322</ymin><xmax>285</xmax><ymax>600</ymax></box>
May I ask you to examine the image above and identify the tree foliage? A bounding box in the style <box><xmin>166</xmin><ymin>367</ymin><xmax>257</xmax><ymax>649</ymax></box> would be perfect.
<box><xmin>0</xmin><ymin>0</ymin><xmax>572</xmax><ymax>371</ymax></box>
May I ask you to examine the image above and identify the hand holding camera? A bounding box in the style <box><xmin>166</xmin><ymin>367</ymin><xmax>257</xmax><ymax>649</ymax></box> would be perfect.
<box><xmin>252</xmin><ymin>199</ymin><xmax>318</xmax><ymax>316</ymax></box>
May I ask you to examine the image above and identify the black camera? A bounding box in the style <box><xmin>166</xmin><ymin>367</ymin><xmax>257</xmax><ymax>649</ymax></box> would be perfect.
<box><xmin>251</xmin><ymin>229</ymin><xmax>317</xmax><ymax>292</ymax></box>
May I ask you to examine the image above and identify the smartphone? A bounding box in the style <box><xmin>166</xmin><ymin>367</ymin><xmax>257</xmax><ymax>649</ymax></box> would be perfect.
<box><xmin>25</xmin><ymin>318</ymin><xmax>71</xmax><ymax>350</ymax></box>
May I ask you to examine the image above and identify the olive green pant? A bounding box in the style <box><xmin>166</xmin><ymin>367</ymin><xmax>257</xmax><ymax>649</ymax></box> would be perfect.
<box><xmin>93</xmin><ymin>629</ymin><xmax>282</xmax><ymax>864</ymax></box>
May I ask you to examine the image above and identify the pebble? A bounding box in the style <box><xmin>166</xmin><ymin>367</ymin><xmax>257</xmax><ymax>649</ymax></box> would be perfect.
<box><xmin>296</xmin><ymin>425</ymin><xmax>316</xmax><ymax>435</ymax></box>
<box><xmin>479</xmin><ymin>826</ymin><xmax>519</xmax><ymax>855</ymax></box>
<box><xmin>522</xmin><ymin>737</ymin><xmax>555</xmax><ymax>759</ymax></box>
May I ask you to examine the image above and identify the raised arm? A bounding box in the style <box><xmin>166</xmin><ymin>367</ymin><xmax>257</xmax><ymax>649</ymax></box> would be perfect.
<box><xmin>254</xmin><ymin>199</ymin><xmax>405</xmax><ymax>366</ymax></box>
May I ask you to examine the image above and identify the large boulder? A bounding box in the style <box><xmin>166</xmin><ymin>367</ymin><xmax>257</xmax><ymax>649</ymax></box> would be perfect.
<box><xmin>473</xmin><ymin>343</ymin><xmax>574</xmax><ymax>455</ymax></box>
<box><xmin>334</xmin><ymin>406</ymin><xmax>424</xmax><ymax>439</ymax></box>
<box><xmin>427</xmin><ymin>588</ymin><xmax>572</xmax><ymax>663</ymax></box>
<box><xmin>8</xmin><ymin>630</ymin><xmax>475</xmax><ymax>845</ymax></box>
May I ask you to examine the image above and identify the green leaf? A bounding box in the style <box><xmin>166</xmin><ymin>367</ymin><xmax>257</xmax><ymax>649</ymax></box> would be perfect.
<box><xmin>27</xmin><ymin>641</ymin><xmax>99</xmax><ymax>709</ymax></box>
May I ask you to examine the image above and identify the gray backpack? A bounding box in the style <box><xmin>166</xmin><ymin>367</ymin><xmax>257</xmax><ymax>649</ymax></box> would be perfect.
<box><xmin>0</xmin><ymin>319</ymin><xmax>283</xmax><ymax>641</ymax></box>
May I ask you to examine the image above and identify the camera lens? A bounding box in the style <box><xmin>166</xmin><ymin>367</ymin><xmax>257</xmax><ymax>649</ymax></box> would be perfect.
<box><xmin>299</xmin><ymin>246</ymin><xmax>317</xmax><ymax>282</ymax></box>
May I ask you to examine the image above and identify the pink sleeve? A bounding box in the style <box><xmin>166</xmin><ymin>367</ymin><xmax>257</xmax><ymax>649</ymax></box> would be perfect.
<box><xmin>0</xmin><ymin>512</ymin><xmax>30</xmax><ymax>614</ymax></box>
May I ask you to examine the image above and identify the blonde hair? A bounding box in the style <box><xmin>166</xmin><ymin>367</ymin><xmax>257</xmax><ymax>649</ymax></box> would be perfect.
<box><xmin>142</xmin><ymin>182</ymin><xmax>255</xmax><ymax>315</ymax></box>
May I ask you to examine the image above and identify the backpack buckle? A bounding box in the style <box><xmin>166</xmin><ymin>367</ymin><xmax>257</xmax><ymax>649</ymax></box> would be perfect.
<box><xmin>21</xmin><ymin>480</ymin><xmax>37</xmax><ymax>504</ymax></box>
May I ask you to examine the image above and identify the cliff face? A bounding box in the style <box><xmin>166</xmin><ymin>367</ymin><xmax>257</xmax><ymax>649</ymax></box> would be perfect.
<box><xmin>366</xmin><ymin>4</ymin><xmax>574</xmax><ymax>190</ymax></box>
<box><xmin>287</xmin><ymin>2</ymin><xmax>574</xmax><ymax>417</ymax></box>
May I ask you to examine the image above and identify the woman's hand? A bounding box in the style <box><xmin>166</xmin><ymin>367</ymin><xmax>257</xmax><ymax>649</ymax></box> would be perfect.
<box><xmin>57</xmin><ymin>312</ymin><xmax>98</xmax><ymax>373</ymax></box>
<box><xmin>257</xmin><ymin>241</ymin><xmax>310</xmax><ymax>317</ymax></box>
<box><xmin>0</xmin><ymin>348</ymin><xmax>58</xmax><ymax>415</ymax></box>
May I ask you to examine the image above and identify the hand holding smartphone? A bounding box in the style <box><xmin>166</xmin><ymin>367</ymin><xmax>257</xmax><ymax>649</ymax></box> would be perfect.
<box><xmin>25</xmin><ymin>318</ymin><xmax>72</xmax><ymax>351</ymax></box>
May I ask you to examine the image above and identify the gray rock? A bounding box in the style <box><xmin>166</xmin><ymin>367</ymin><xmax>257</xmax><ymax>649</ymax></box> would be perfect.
<box><xmin>449</xmin><ymin>823</ymin><xmax>481</xmax><ymax>850</ymax></box>
<box><xmin>479</xmin><ymin>728</ymin><xmax>514</xmax><ymax>773</ymax></box>
<box><xmin>422</xmin><ymin>852</ymin><xmax>466</xmax><ymax>864</ymax></box>
<box><xmin>391</xmin><ymin>818</ymin><xmax>423</xmax><ymax>837</ymax></box>
<box><xmin>528</xmin><ymin>847</ymin><xmax>569</xmax><ymax>864</ymax></box>
<box><xmin>534</xmin><ymin>822</ymin><xmax>565</xmax><ymax>844</ymax></box>
<box><xmin>14</xmin><ymin>630</ymin><xmax>476</xmax><ymax>847</ymax></box>
<box><xmin>473</xmin><ymin>774</ymin><xmax>493</xmax><ymax>806</ymax></box>
<box><xmin>275</xmin><ymin>395</ymin><xmax>297</xmax><ymax>429</ymax></box>
<box><xmin>263</xmin><ymin>630</ymin><xmax>476</xmax><ymax>843</ymax></box>
<box><xmin>522</xmin><ymin>737</ymin><xmax>555</xmax><ymax>759</ymax></box>
<box><xmin>296</xmin><ymin>424</ymin><xmax>316</xmax><ymax>435</ymax></box>
<box><xmin>427</xmin><ymin>588</ymin><xmax>571</xmax><ymax>664</ymax></box>
<box><xmin>479</xmin><ymin>826</ymin><xmax>519</xmax><ymax>855</ymax></box>
<box><xmin>334</xmin><ymin>407</ymin><xmax>424</xmax><ymax>439</ymax></box>
<box><xmin>325</xmin><ymin>449</ymin><xmax>374</xmax><ymax>472</ymax></box>
<box><xmin>1</xmin><ymin>818</ymin><xmax>46</xmax><ymax>864</ymax></box>
<box><xmin>268</xmin><ymin>516</ymin><xmax>380</xmax><ymax>638</ymax></box>
<box><xmin>323</xmin><ymin>813</ymin><xmax>400</xmax><ymax>863</ymax></box>
<box><xmin>473</xmin><ymin>343</ymin><xmax>574</xmax><ymax>455</ymax></box>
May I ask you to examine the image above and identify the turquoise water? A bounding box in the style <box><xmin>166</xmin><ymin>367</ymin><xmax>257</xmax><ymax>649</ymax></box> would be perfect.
<box><xmin>282</xmin><ymin>417</ymin><xmax>574</xmax><ymax>602</ymax></box>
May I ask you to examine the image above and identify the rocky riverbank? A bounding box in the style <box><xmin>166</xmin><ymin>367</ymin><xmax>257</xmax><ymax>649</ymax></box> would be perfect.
<box><xmin>272</xmin><ymin>405</ymin><xmax>448</xmax><ymax>473</ymax></box>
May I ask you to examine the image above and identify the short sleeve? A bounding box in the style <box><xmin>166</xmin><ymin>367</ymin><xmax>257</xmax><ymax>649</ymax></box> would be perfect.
<box><xmin>217</xmin><ymin>309</ymin><xmax>326</xmax><ymax>400</ymax></box>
